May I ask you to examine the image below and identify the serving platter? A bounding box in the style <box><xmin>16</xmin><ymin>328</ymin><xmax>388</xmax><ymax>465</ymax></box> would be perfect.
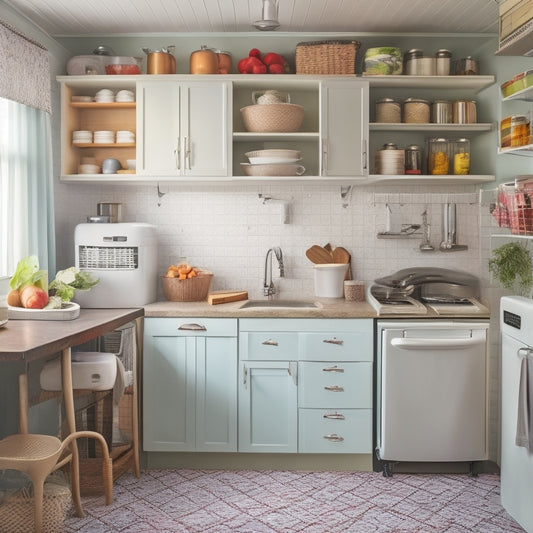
<box><xmin>8</xmin><ymin>301</ymin><xmax>80</xmax><ymax>321</ymax></box>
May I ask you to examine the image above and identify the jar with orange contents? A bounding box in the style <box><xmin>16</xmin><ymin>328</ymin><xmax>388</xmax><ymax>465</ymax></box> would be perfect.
<box><xmin>428</xmin><ymin>138</ymin><xmax>450</xmax><ymax>175</ymax></box>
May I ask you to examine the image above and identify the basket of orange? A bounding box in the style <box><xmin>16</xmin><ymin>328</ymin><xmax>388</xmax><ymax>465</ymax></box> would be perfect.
<box><xmin>161</xmin><ymin>262</ymin><xmax>213</xmax><ymax>302</ymax></box>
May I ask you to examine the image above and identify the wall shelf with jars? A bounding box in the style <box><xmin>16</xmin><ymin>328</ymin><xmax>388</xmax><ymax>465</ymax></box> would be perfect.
<box><xmin>364</xmin><ymin>74</ymin><xmax>495</xmax><ymax>184</ymax></box>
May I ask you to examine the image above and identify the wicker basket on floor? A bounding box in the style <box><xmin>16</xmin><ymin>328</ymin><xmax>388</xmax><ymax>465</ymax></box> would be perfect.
<box><xmin>0</xmin><ymin>473</ymin><xmax>71</xmax><ymax>533</ymax></box>
<box><xmin>295</xmin><ymin>40</ymin><xmax>361</xmax><ymax>74</ymax></box>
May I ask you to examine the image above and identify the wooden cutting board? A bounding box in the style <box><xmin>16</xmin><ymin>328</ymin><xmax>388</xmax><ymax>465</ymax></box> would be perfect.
<box><xmin>208</xmin><ymin>290</ymin><xmax>248</xmax><ymax>305</ymax></box>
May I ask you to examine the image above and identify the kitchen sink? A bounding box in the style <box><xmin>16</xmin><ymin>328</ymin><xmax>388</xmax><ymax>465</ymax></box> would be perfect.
<box><xmin>239</xmin><ymin>300</ymin><xmax>320</xmax><ymax>309</ymax></box>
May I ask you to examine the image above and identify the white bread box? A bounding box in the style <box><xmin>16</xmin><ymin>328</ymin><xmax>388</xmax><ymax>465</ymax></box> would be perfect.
<box><xmin>40</xmin><ymin>352</ymin><xmax>117</xmax><ymax>391</ymax></box>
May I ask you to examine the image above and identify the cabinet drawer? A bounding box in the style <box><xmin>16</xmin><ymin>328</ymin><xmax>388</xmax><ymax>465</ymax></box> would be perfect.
<box><xmin>298</xmin><ymin>362</ymin><xmax>372</xmax><ymax>408</ymax></box>
<box><xmin>299</xmin><ymin>329</ymin><xmax>373</xmax><ymax>362</ymax></box>
<box><xmin>239</xmin><ymin>331</ymin><xmax>298</xmax><ymax>361</ymax></box>
<box><xmin>298</xmin><ymin>408</ymin><xmax>372</xmax><ymax>453</ymax></box>
<box><xmin>144</xmin><ymin>317</ymin><xmax>237</xmax><ymax>337</ymax></box>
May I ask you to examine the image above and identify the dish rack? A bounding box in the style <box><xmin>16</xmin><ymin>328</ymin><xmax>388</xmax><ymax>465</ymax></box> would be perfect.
<box><xmin>492</xmin><ymin>177</ymin><xmax>533</xmax><ymax>235</ymax></box>
<box><xmin>74</xmin><ymin>222</ymin><xmax>158</xmax><ymax>308</ymax></box>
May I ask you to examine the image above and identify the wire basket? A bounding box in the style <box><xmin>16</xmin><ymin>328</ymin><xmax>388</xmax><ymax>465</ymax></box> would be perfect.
<box><xmin>161</xmin><ymin>271</ymin><xmax>213</xmax><ymax>302</ymax></box>
<box><xmin>295</xmin><ymin>40</ymin><xmax>361</xmax><ymax>75</ymax></box>
<box><xmin>493</xmin><ymin>179</ymin><xmax>533</xmax><ymax>235</ymax></box>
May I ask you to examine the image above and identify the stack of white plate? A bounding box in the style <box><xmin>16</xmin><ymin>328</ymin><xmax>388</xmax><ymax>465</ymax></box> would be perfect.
<box><xmin>94</xmin><ymin>89</ymin><xmax>114</xmax><ymax>103</ymax></box>
<box><xmin>116</xmin><ymin>130</ymin><xmax>135</xmax><ymax>143</ymax></box>
<box><xmin>375</xmin><ymin>149</ymin><xmax>405</xmax><ymax>175</ymax></box>
<box><xmin>93</xmin><ymin>130</ymin><xmax>114</xmax><ymax>144</ymax></box>
<box><xmin>71</xmin><ymin>96</ymin><xmax>93</xmax><ymax>103</ymax></box>
<box><xmin>115</xmin><ymin>90</ymin><xmax>135</xmax><ymax>102</ymax></box>
<box><xmin>241</xmin><ymin>149</ymin><xmax>305</xmax><ymax>177</ymax></box>
<box><xmin>72</xmin><ymin>130</ymin><xmax>92</xmax><ymax>144</ymax></box>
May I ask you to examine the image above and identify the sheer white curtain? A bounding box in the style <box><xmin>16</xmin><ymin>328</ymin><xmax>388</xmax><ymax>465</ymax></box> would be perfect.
<box><xmin>0</xmin><ymin>97</ymin><xmax>56</xmax><ymax>276</ymax></box>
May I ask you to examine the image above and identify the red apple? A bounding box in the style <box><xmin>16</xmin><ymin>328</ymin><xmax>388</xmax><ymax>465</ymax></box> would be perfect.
<box><xmin>20</xmin><ymin>285</ymin><xmax>49</xmax><ymax>309</ymax></box>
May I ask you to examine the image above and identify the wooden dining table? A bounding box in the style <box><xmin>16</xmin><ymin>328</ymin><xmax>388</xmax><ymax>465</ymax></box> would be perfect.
<box><xmin>0</xmin><ymin>307</ymin><xmax>144</xmax><ymax>508</ymax></box>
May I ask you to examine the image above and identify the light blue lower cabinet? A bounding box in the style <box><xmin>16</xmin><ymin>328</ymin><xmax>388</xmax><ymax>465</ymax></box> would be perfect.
<box><xmin>143</xmin><ymin>318</ymin><xmax>238</xmax><ymax>452</ymax></box>
<box><xmin>238</xmin><ymin>361</ymin><xmax>298</xmax><ymax>453</ymax></box>
<box><xmin>298</xmin><ymin>409</ymin><xmax>372</xmax><ymax>453</ymax></box>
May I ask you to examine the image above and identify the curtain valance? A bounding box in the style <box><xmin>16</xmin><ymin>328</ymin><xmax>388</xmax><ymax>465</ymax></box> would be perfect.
<box><xmin>0</xmin><ymin>20</ymin><xmax>51</xmax><ymax>114</ymax></box>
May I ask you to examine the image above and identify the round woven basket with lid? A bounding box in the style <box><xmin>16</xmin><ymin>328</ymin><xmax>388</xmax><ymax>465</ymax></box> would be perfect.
<box><xmin>240</xmin><ymin>103</ymin><xmax>304</xmax><ymax>133</ymax></box>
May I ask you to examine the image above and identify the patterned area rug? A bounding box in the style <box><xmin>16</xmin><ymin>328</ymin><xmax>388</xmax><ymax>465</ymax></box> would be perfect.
<box><xmin>63</xmin><ymin>470</ymin><xmax>525</xmax><ymax>532</ymax></box>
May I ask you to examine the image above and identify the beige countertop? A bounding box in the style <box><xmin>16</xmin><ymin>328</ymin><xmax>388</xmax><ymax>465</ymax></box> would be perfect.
<box><xmin>144</xmin><ymin>299</ymin><xmax>490</xmax><ymax>320</ymax></box>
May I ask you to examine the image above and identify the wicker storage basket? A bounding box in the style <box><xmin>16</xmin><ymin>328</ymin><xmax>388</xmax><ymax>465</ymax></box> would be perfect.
<box><xmin>0</xmin><ymin>473</ymin><xmax>71</xmax><ymax>533</ymax></box>
<box><xmin>295</xmin><ymin>40</ymin><xmax>361</xmax><ymax>75</ymax></box>
<box><xmin>161</xmin><ymin>271</ymin><xmax>213</xmax><ymax>302</ymax></box>
<box><xmin>240</xmin><ymin>103</ymin><xmax>304</xmax><ymax>132</ymax></box>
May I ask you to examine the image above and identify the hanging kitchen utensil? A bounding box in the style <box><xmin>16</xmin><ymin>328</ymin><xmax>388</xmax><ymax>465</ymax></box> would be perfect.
<box><xmin>305</xmin><ymin>245</ymin><xmax>334</xmax><ymax>264</ymax></box>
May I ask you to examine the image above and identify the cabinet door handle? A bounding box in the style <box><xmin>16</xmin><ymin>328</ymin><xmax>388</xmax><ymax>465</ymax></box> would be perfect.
<box><xmin>324</xmin><ymin>385</ymin><xmax>344</xmax><ymax>392</ymax></box>
<box><xmin>321</xmin><ymin>137</ymin><xmax>328</xmax><ymax>175</ymax></box>
<box><xmin>288</xmin><ymin>361</ymin><xmax>298</xmax><ymax>386</ymax></box>
<box><xmin>362</xmin><ymin>138</ymin><xmax>367</xmax><ymax>170</ymax></box>
<box><xmin>243</xmin><ymin>364</ymin><xmax>247</xmax><ymax>388</ymax></box>
<box><xmin>323</xmin><ymin>433</ymin><xmax>344</xmax><ymax>442</ymax></box>
<box><xmin>178</xmin><ymin>323</ymin><xmax>207</xmax><ymax>331</ymax></box>
<box><xmin>174</xmin><ymin>137</ymin><xmax>181</xmax><ymax>170</ymax></box>
<box><xmin>323</xmin><ymin>338</ymin><xmax>343</xmax><ymax>346</ymax></box>
<box><xmin>322</xmin><ymin>365</ymin><xmax>344</xmax><ymax>373</ymax></box>
<box><xmin>185</xmin><ymin>136</ymin><xmax>191</xmax><ymax>170</ymax></box>
<box><xmin>323</xmin><ymin>412</ymin><xmax>345</xmax><ymax>420</ymax></box>
<box><xmin>262</xmin><ymin>339</ymin><xmax>279</xmax><ymax>346</ymax></box>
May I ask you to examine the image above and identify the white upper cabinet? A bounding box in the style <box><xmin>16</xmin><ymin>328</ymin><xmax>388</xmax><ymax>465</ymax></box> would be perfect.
<box><xmin>320</xmin><ymin>80</ymin><xmax>369</xmax><ymax>177</ymax></box>
<box><xmin>136</xmin><ymin>80</ymin><xmax>231</xmax><ymax>177</ymax></box>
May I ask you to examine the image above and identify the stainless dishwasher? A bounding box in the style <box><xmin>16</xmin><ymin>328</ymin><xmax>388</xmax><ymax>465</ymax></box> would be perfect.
<box><xmin>376</xmin><ymin>320</ymin><xmax>489</xmax><ymax>475</ymax></box>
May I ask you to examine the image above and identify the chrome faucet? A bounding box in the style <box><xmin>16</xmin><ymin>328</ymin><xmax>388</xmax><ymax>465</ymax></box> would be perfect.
<box><xmin>264</xmin><ymin>247</ymin><xmax>284</xmax><ymax>297</ymax></box>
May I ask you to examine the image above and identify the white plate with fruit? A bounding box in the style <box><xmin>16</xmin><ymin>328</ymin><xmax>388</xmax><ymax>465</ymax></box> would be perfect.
<box><xmin>6</xmin><ymin>255</ymin><xmax>98</xmax><ymax>320</ymax></box>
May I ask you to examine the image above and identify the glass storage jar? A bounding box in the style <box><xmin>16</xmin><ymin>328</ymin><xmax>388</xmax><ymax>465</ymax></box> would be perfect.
<box><xmin>428</xmin><ymin>138</ymin><xmax>450</xmax><ymax>175</ymax></box>
<box><xmin>405</xmin><ymin>145</ymin><xmax>422</xmax><ymax>174</ymax></box>
<box><xmin>403</xmin><ymin>98</ymin><xmax>430</xmax><ymax>123</ymax></box>
<box><xmin>376</xmin><ymin>98</ymin><xmax>401</xmax><ymax>123</ymax></box>
<box><xmin>451</xmin><ymin>138</ymin><xmax>470</xmax><ymax>175</ymax></box>
<box><xmin>511</xmin><ymin>115</ymin><xmax>530</xmax><ymax>147</ymax></box>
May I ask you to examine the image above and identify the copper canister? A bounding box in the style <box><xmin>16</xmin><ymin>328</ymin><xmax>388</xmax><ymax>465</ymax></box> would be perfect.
<box><xmin>146</xmin><ymin>51</ymin><xmax>176</xmax><ymax>74</ymax></box>
<box><xmin>189</xmin><ymin>45</ymin><xmax>218</xmax><ymax>74</ymax></box>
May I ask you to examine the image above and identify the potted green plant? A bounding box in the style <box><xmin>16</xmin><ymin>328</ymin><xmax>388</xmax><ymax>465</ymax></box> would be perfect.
<box><xmin>489</xmin><ymin>241</ymin><xmax>533</xmax><ymax>296</ymax></box>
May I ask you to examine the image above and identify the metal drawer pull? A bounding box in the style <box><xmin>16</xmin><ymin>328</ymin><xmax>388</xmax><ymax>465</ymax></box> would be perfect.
<box><xmin>323</xmin><ymin>412</ymin><xmax>345</xmax><ymax>420</ymax></box>
<box><xmin>178</xmin><ymin>323</ymin><xmax>207</xmax><ymax>331</ymax></box>
<box><xmin>324</xmin><ymin>385</ymin><xmax>344</xmax><ymax>392</ymax></box>
<box><xmin>322</xmin><ymin>365</ymin><xmax>344</xmax><ymax>373</ymax></box>
<box><xmin>262</xmin><ymin>339</ymin><xmax>279</xmax><ymax>346</ymax></box>
<box><xmin>323</xmin><ymin>434</ymin><xmax>344</xmax><ymax>442</ymax></box>
<box><xmin>323</xmin><ymin>338</ymin><xmax>343</xmax><ymax>346</ymax></box>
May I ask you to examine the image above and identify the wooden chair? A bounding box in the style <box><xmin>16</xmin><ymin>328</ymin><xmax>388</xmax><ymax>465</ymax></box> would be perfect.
<box><xmin>0</xmin><ymin>373</ymin><xmax>113</xmax><ymax>533</ymax></box>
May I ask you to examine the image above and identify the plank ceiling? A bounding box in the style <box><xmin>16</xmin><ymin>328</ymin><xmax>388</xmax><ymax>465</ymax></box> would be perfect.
<box><xmin>6</xmin><ymin>0</ymin><xmax>500</xmax><ymax>36</ymax></box>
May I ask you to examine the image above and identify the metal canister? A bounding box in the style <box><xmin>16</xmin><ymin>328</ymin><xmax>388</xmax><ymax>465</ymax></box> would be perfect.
<box><xmin>376</xmin><ymin>98</ymin><xmax>401</xmax><ymax>123</ymax></box>
<box><xmin>405</xmin><ymin>145</ymin><xmax>422</xmax><ymax>174</ymax></box>
<box><xmin>453</xmin><ymin>100</ymin><xmax>477</xmax><ymax>124</ymax></box>
<box><xmin>404</xmin><ymin>49</ymin><xmax>423</xmax><ymax>75</ymax></box>
<box><xmin>432</xmin><ymin>100</ymin><xmax>453</xmax><ymax>124</ymax></box>
<box><xmin>403</xmin><ymin>97</ymin><xmax>430</xmax><ymax>123</ymax></box>
<box><xmin>435</xmin><ymin>49</ymin><xmax>451</xmax><ymax>76</ymax></box>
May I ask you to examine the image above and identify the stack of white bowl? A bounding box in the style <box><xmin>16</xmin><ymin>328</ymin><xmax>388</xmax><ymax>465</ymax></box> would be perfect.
<box><xmin>375</xmin><ymin>148</ymin><xmax>405</xmax><ymax>175</ymax></box>
<box><xmin>115</xmin><ymin>90</ymin><xmax>135</xmax><ymax>102</ymax></box>
<box><xmin>93</xmin><ymin>130</ymin><xmax>115</xmax><ymax>144</ymax></box>
<box><xmin>78</xmin><ymin>157</ymin><xmax>100</xmax><ymax>174</ymax></box>
<box><xmin>72</xmin><ymin>130</ymin><xmax>92</xmax><ymax>144</ymax></box>
<box><xmin>94</xmin><ymin>89</ymin><xmax>114</xmax><ymax>103</ymax></box>
<box><xmin>116</xmin><ymin>130</ymin><xmax>135</xmax><ymax>144</ymax></box>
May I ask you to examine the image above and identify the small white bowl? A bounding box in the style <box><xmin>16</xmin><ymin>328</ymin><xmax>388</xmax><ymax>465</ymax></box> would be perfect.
<box><xmin>126</xmin><ymin>159</ymin><xmax>137</xmax><ymax>170</ymax></box>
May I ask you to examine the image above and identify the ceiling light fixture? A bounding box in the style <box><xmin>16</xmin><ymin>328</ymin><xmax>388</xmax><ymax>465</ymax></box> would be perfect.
<box><xmin>253</xmin><ymin>0</ymin><xmax>280</xmax><ymax>31</ymax></box>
